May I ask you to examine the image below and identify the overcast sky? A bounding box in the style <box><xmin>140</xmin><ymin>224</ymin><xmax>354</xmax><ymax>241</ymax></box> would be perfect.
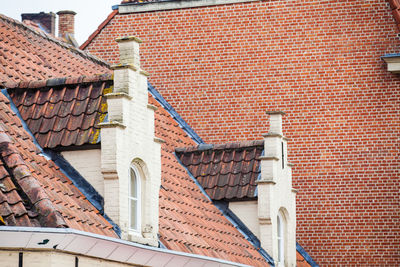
<box><xmin>2</xmin><ymin>0</ymin><xmax>121</xmax><ymax>45</ymax></box>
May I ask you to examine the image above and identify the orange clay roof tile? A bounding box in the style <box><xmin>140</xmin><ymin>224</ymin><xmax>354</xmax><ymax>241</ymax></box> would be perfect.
<box><xmin>0</xmin><ymin>14</ymin><xmax>111</xmax><ymax>88</ymax></box>
<box><xmin>151</xmin><ymin>96</ymin><xmax>269</xmax><ymax>266</ymax></box>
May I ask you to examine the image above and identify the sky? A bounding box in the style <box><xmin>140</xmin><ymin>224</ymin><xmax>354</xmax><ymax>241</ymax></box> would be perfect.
<box><xmin>2</xmin><ymin>0</ymin><xmax>121</xmax><ymax>45</ymax></box>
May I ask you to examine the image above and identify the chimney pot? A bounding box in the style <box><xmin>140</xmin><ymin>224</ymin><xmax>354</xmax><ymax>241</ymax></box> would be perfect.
<box><xmin>57</xmin><ymin>10</ymin><xmax>76</xmax><ymax>38</ymax></box>
<box><xmin>21</xmin><ymin>12</ymin><xmax>56</xmax><ymax>35</ymax></box>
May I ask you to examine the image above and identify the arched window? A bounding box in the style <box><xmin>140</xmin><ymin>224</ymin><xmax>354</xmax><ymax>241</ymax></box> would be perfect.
<box><xmin>129</xmin><ymin>165</ymin><xmax>141</xmax><ymax>231</ymax></box>
<box><xmin>277</xmin><ymin>212</ymin><xmax>285</xmax><ymax>266</ymax></box>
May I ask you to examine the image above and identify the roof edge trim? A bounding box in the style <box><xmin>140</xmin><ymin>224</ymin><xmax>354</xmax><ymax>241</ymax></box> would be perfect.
<box><xmin>0</xmin><ymin>227</ymin><xmax>252</xmax><ymax>267</ymax></box>
<box><xmin>119</xmin><ymin>0</ymin><xmax>259</xmax><ymax>14</ymax></box>
<box><xmin>148</xmin><ymin>83</ymin><xmax>203</xmax><ymax>144</ymax></box>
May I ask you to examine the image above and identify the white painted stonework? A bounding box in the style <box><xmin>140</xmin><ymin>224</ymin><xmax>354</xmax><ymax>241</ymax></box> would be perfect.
<box><xmin>258</xmin><ymin>111</ymin><xmax>297</xmax><ymax>266</ymax></box>
<box><xmin>61</xmin><ymin>149</ymin><xmax>103</xmax><ymax>195</ymax></box>
<box><xmin>229</xmin><ymin>201</ymin><xmax>259</xmax><ymax>238</ymax></box>
<box><xmin>99</xmin><ymin>36</ymin><xmax>162</xmax><ymax>246</ymax></box>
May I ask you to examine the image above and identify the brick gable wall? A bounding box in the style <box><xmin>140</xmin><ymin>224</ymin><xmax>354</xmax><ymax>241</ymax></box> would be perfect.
<box><xmin>85</xmin><ymin>1</ymin><xmax>400</xmax><ymax>265</ymax></box>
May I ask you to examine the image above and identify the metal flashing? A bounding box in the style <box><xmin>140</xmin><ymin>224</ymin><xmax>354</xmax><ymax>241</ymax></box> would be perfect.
<box><xmin>148</xmin><ymin>83</ymin><xmax>204</xmax><ymax>144</ymax></box>
<box><xmin>213</xmin><ymin>201</ymin><xmax>274</xmax><ymax>265</ymax></box>
<box><xmin>175</xmin><ymin>152</ymin><xmax>211</xmax><ymax>202</ymax></box>
<box><xmin>2</xmin><ymin>89</ymin><xmax>42</xmax><ymax>152</ymax></box>
<box><xmin>381</xmin><ymin>53</ymin><xmax>400</xmax><ymax>58</ymax></box>
<box><xmin>296</xmin><ymin>243</ymin><xmax>319</xmax><ymax>267</ymax></box>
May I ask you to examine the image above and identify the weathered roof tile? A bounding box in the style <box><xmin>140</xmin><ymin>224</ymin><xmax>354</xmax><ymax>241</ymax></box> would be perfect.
<box><xmin>9</xmin><ymin>75</ymin><xmax>111</xmax><ymax>148</ymax></box>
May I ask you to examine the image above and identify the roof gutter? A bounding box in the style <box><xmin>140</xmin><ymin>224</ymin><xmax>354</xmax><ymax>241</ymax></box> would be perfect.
<box><xmin>382</xmin><ymin>53</ymin><xmax>400</xmax><ymax>73</ymax></box>
<box><xmin>0</xmin><ymin>226</ymin><xmax>251</xmax><ymax>267</ymax></box>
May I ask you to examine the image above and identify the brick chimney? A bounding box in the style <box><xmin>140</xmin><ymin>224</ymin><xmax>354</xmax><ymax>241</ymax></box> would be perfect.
<box><xmin>57</xmin><ymin>10</ymin><xmax>76</xmax><ymax>38</ymax></box>
<box><xmin>21</xmin><ymin>12</ymin><xmax>56</xmax><ymax>35</ymax></box>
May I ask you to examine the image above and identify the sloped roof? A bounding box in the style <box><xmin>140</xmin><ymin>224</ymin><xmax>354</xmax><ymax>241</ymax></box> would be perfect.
<box><xmin>151</xmin><ymin>96</ymin><xmax>268</xmax><ymax>266</ymax></box>
<box><xmin>0</xmin><ymin>91</ymin><xmax>117</xmax><ymax>237</ymax></box>
<box><xmin>176</xmin><ymin>140</ymin><xmax>263</xmax><ymax>200</ymax></box>
<box><xmin>0</xmin><ymin>14</ymin><xmax>111</xmax><ymax>88</ymax></box>
<box><xmin>8</xmin><ymin>75</ymin><xmax>269</xmax><ymax>264</ymax></box>
<box><xmin>8</xmin><ymin>75</ymin><xmax>112</xmax><ymax>149</ymax></box>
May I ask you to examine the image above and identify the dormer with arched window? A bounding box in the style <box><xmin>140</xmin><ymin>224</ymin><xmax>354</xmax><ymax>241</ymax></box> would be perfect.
<box><xmin>129</xmin><ymin>164</ymin><xmax>141</xmax><ymax>232</ymax></box>
<box><xmin>258</xmin><ymin>111</ymin><xmax>296</xmax><ymax>265</ymax></box>
<box><xmin>99</xmin><ymin>36</ymin><xmax>162</xmax><ymax>246</ymax></box>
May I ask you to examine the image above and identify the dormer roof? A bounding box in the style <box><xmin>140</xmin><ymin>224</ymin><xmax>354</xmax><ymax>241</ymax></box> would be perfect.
<box><xmin>176</xmin><ymin>140</ymin><xmax>264</xmax><ymax>200</ymax></box>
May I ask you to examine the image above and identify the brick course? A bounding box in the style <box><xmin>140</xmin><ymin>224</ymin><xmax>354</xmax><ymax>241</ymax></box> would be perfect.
<box><xmin>85</xmin><ymin>0</ymin><xmax>400</xmax><ymax>265</ymax></box>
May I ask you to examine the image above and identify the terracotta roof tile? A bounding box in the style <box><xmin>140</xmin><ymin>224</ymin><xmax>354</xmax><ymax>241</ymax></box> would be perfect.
<box><xmin>176</xmin><ymin>140</ymin><xmax>264</xmax><ymax>200</ymax></box>
<box><xmin>9</xmin><ymin>75</ymin><xmax>112</xmax><ymax>148</ymax></box>
<box><xmin>0</xmin><ymin>92</ymin><xmax>117</xmax><ymax>237</ymax></box>
<box><xmin>0</xmin><ymin>14</ymin><xmax>111</xmax><ymax>88</ymax></box>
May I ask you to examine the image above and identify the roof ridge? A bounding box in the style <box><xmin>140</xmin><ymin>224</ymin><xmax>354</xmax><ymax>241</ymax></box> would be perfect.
<box><xmin>6</xmin><ymin>74</ymin><xmax>113</xmax><ymax>89</ymax></box>
<box><xmin>176</xmin><ymin>139</ymin><xmax>264</xmax><ymax>153</ymax></box>
<box><xmin>0</xmin><ymin>14</ymin><xmax>110</xmax><ymax>69</ymax></box>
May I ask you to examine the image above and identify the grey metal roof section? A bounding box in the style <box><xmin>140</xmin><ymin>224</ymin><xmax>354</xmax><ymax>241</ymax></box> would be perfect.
<box><xmin>119</xmin><ymin>0</ymin><xmax>259</xmax><ymax>13</ymax></box>
<box><xmin>0</xmin><ymin>227</ymin><xmax>252</xmax><ymax>267</ymax></box>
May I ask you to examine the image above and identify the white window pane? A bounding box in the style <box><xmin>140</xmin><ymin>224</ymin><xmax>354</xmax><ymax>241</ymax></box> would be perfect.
<box><xmin>277</xmin><ymin>216</ymin><xmax>282</xmax><ymax>238</ymax></box>
<box><xmin>130</xmin><ymin>199</ymin><xmax>138</xmax><ymax>230</ymax></box>
<box><xmin>130</xmin><ymin>168</ymin><xmax>137</xmax><ymax>198</ymax></box>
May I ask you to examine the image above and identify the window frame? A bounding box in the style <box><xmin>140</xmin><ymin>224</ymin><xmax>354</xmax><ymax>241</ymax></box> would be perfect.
<box><xmin>277</xmin><ymin>212</ymin><xmax>285</xmax><ymax>266</ymax></box>
<box><xmin>129</xmin><ymin>164</ymin><xmax>141</xmax><ymax>232</ymax></box>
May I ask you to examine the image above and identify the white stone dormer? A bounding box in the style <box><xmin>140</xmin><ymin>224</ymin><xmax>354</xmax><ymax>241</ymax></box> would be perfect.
<box><xmin>99</xmin><ymin>36</ymin><xmax>162</xmax><ymax>246</ymax></box>
<box><xmin>257</xmin><ymin>111</ymin><xmax>297</xmax><ymax>267</ymax></box>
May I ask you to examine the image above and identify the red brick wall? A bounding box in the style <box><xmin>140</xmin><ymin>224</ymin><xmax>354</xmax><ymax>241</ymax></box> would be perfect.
<box><xmin>85</xmin><ymin>1</ymin><xmax>400</xmax><ymax>265</ymax></box>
